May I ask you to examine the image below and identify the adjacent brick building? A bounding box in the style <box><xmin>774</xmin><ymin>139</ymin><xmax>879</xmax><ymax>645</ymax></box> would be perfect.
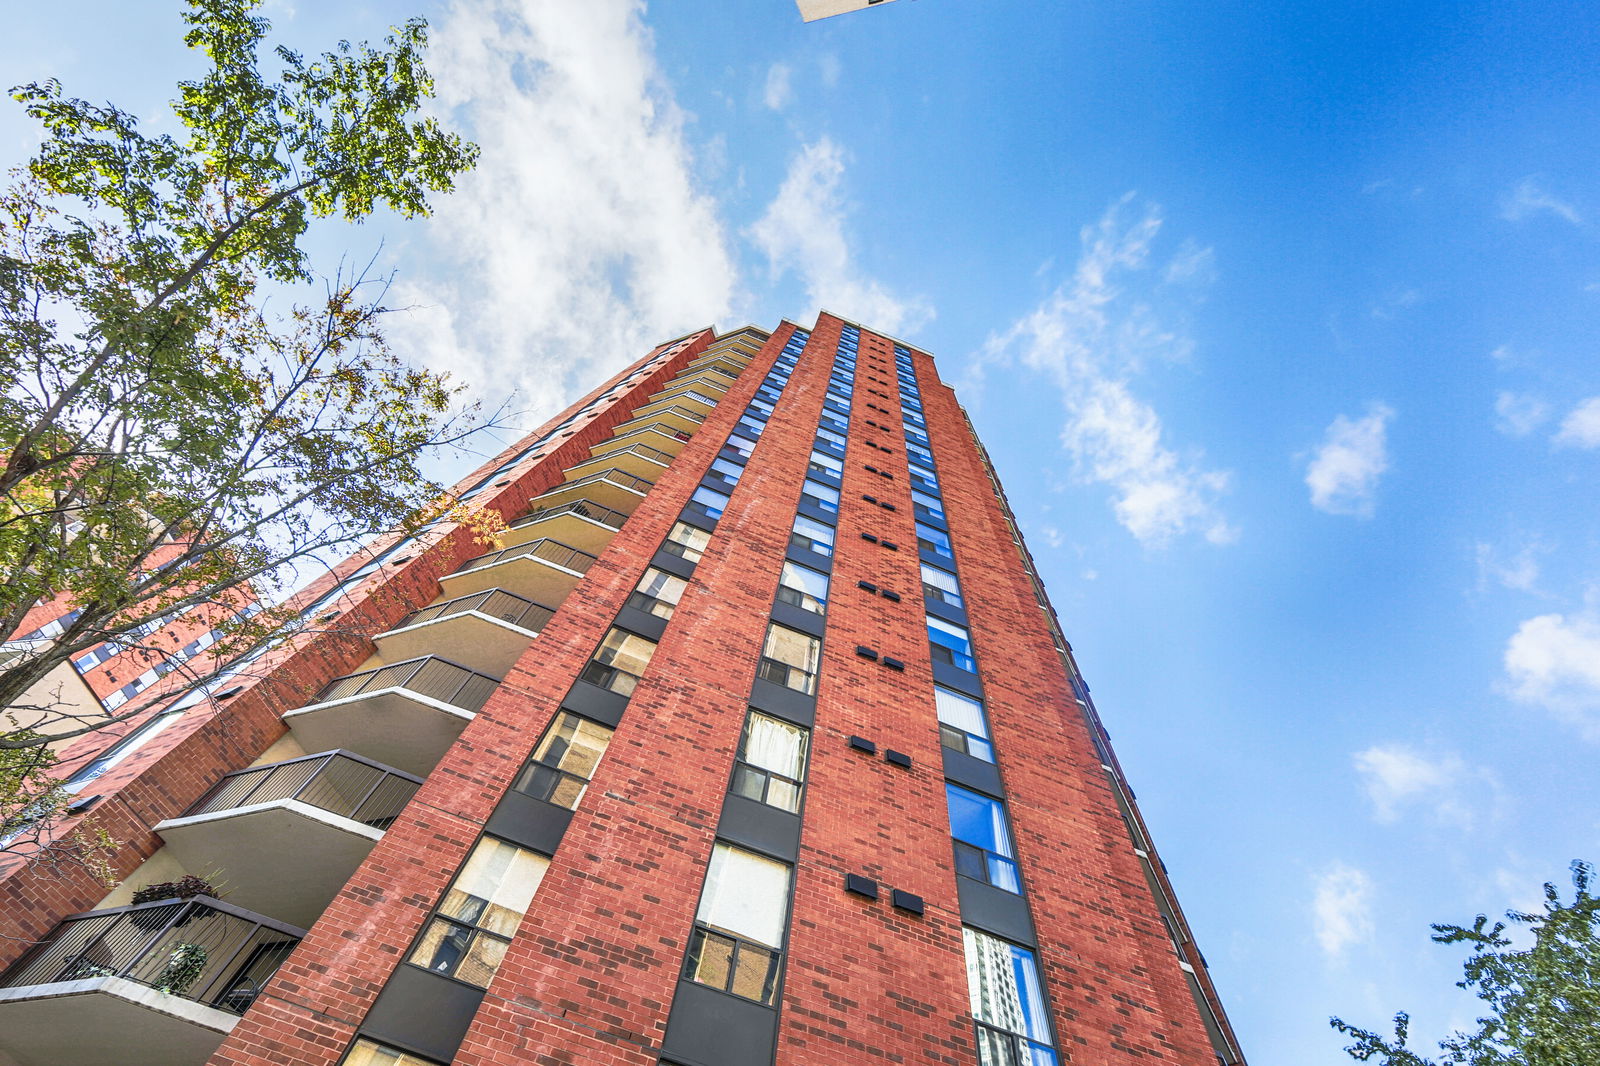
<box><xmin>0</xmin><ymin>313</ymin><xmax>1244</xmax><ymax>1066</ymax></box>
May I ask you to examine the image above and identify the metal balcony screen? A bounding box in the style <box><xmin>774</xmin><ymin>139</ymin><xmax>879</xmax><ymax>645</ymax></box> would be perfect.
<box><xmin>185</xmin><ymin>751</ymin><xmax>422</xmax><ymax>830</ymax></box>
<box><xmin>397</xmin><ymin>590</ymin><xmax>556</xmax><ymax>634</ymax></box>
<box><xmin>314</xmin><ymin>657</ymin><xmax>499</xmax><ymax>712</ymax></box>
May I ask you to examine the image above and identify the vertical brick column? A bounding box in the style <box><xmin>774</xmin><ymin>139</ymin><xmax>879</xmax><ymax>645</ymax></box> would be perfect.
<box><xmin>777</xmin><ymin>319</ymin><xmax>974</xmax><ymax>1066</ymax></box>
<box><xmin>916</xmin><ymin>353</ymin><xmax>1215</xmax><ymax>1063</ymax></box>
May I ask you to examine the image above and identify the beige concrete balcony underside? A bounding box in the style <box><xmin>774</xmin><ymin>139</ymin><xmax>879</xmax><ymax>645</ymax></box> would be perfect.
<box><xmin>282</xmin><ymin>689</ymin><xmax>473</xmax><ymax>778</ymax></box>
<box><xmin>0</xmin><ymin>976</ymin><xmax>238</xmax><ymax>1066</ymax></box>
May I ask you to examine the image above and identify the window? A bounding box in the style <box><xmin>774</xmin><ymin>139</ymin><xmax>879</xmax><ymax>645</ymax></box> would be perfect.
<box><xmin>342</xmin><ymin>1040</ymin><xmax>441</xmax><ymax>1066</ymax></box>
<box><xmin>688</xmin><ymin>486</ymin><xmax>730</xmax><ymax>521</ymax></box>
<box><xmin>912</xmin><ymin>489</ymin><xmax>945</xmax><ymax>521</ymax></box>
<box><xmin>513</xmin><ymin>712</ymin><xmax>614</xmax><ymax>808</ymax></box>
<box><xmin>816</xmin><ymin>425</ymin><xmax>847</xmax><ymax>450</ymax></box>
<box><xmin>663</xmin><ymin>520</ymin><xmax>711</xmax><ymax>563</ymax></box>
<box><xmin>731</xmin><ymin>712</ymin><xmax>809</xmax><ymax>813</ymax></box>
<box><xmin>808</xmin><ymin>450</ymin><xmax>843</xmax><ymax>478</ymax></box>
<box><xmin>747</xmin><ymin>396</ymin><xmax>775</xmax><ymax>418</ymax></box>
<box><xmin>580</xmin><ymin>627</ymin><xmax>658</xmax><ymax>696</ymax></box>
<box><xmin>921</xmin><ymin>563</ymin><xmax>963</xmax><ymax>609</ymax></box>
<box><xmin>907</xmin><ymin>440</ymin><xmax>935</xmax><ymax>467</ymax></box>
<box><xmin>410</xmin><ymin>837</ymin><xmax>548</xmax><ymax>987</ymax></box>
<box><xmin>790</xmin><ymin>514</ymin><xmax>835</xmax><ymax>557</ymax></box>
<box><xmin>686</xmin><ymin>844</ymin><xmax>792</xmax><ymax>1004</ymax></box>
<box><xmin>736</xmin><ymin>415</ymin><xmax>766</xmax><ymax>438</ymax></box>
<box><xmin>725</xmin><ymin>432</ymin><xmax>758</xmax><ymax>460</ymax></box>
<box><xmin>910</xmin><ymin>469</ymin><xmax>940</xmax><ymax>496</ymax></box>
<box><xmin>928</xmin><ymin>616</ymin><xmax>977</xmax><ymax>672</ymax></box>
<box><xmin>946</xmin><ymin>784</ymin><xmax>1021</xmax><ymax>892</ymax></box>
<box><xmin>916</xmin><ymin>522</ymin><xmax>954</xmax><ymax>561</ymax></box>
<box><xmin>758</xmin><ymin>623</ymin><xmax>821</xmax><ymax>695</ymax></box>
<box><xmin>628</xmin><ymin>566</ymin><xmax>688</xmax><ymax>619</ymax></box>
<box><xmin>710</xmin><ymin>457</ymin><xmax>744</xmax><ymax>485</ymax></box>
<box><xmin>801</xmin><ymin>479</ymin><xmax>840</xmax><ymax>515</ymax></box>
<box><xmin>963</xmin><ymin>928</ymin><xmax>1058</xmax><ymax>1066</ymax></box>
<box><xmin>936</xmin><ymin>686</ymin><xmax>994</xmax><ymax>762</ymax></box>
<box><xmin>776</xmin><ymin>561</ymin><xmax>829</xmax><ymax>614</ymax></box>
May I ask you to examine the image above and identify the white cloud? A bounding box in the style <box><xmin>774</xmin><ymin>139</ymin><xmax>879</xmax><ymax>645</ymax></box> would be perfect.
<box><xmin>389</xmin><ymin>0</ymin><xmax>737</xmax><ymax>417</ymax></box>
<box><xmin>763</xmin><ymin>62</ymin><xmax>793</xmax><ymax>110</ymax></box>
<box><xmin>818</xmin><ymin>52</ymin><xmax>842</xmax><ymax>89</ymax></box>
<box><xmin>1553</xmin><ymin>396</ymin><xmax>1600</xmax><ymax>449</ymax></box>
<box><xmin>1162</xmin><ymin>240</ymin><xmax>1216</xmax><ymax>286</ymax></box>
<box><xmin>1501</xmin><ymin>177</ymin><xmax>1582</xmax><ymax>225</ymax></box>
<box><xmin>1474</xmin><ymin>539</ymin><xmax>1545</xmax><ymax>593</ymax></box>
<box><xmin>747</xmin><ymin>137</ymin><xmax>931</xmax><ymax>334</ymax></box>
<box><xmin>1504</xmin><ymin>612</ymin><xmax>1600</xmax><ymax>736</ymax></box>
<box><xmin>975</xmin><ymin>196</ymin><xmax>1235</xmax><ymax>547</ymax></box>
<box><xmin>1494</xmin><ymin>391</ymin><xmax>1550</xmax><ymax>437</ymax></box>
<box><xmin>1305</xmin><ymin>403</ymin><xmax>1395</xmax><ymax>518</ymax></box>
<box><xmin>1370</xmin><ymin>287</ymin><xmax>1421</xmax><ymax>320</ymax></box>
<box><xmin>1353</xmin><ymin>744</ymin><xmax>1475</xmax><ymax>827</ymax></box>
<box><xmin>1313</xmin><ymin>864</ymin><xmax>1374</xmax><ymax>959</ymax></box>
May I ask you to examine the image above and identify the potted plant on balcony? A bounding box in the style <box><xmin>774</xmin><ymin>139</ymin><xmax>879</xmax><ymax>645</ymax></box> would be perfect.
<box><xmin>155</xmin><ymin>942</ymin><xmax>209</xmax><ymax>996</ymax></box>
<box><xmin>129</xmin><ymin>875</ymin><xmax>220</xmax><ymax>929</ymax></box>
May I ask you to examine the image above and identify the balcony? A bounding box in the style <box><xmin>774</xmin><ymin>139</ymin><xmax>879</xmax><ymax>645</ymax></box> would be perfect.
<box><xmin>687</xmin><ymin>348</ymin><xmax>752</xmax><ymax>375</ymax></box>
<box><xmin>372</xmin><ymin>589</ymin><xmax>554</xmax><ymax>674</ymax></box>
<box><xmin>655</xmin><ymin>368</ymin><xmax>730</xmax><ymax>397</ymax></box>
<box><xmin>152</xmin><ymin>752</ymin><xmax>422</xmax><ymax>927</ymax></box>
<box><xmin>633</xmin><ymin>387</ymin><xmax>719</xmax><ymax>420</ymax></box>
<box><xmin>594</xmin><ymin>420</ymin><xmax>693</xmax><ymax>458</ymax></box>
<box><xmin>612</xmin><ymin>403</ymin><xmax>705</xmax><ymax>438</ymax></box>
<box><xmin>523</xmin><ymin>467</ymin><xmax>654</xmax><ymax>515</ymax></box>
<box><xmin>281</xmin><ymin>657</ymin><xmax>500</xmax><ymax>776</ymax></box>
<box><xmin>565</xmin><ymin>441</ymin><xmax>675</xmax><ymax>482</ymax></box>
<box><xmin>0</xmin><ymin>897</ymin><xmax>304</xmax><ymax>1066</ymax></box>
<box><xmin>438</xmin><ymin>537</ymin><xmax>598</xmax><ymax>603</ymax></box>
<box><xmin>501</xmin><ymin>499</ymin><xmax>629</xmax><ymax>554</ymax></box>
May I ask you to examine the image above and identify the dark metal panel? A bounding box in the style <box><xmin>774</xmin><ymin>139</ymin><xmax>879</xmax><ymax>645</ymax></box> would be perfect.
<box><xmin>748</xmin><ymin>679</ymin><xmax>815</xmax><ymax>728</ymax></box>
<box><xmin>717</xmin><ymin>793</ymin><xmax>802</xmax><ymax>862</ymax></box>
<box><xmin>678</xmin><ymin>507</ymin><xmax>718</xmax><ymax>534</ymax></box>
<box><xmin>485</xmin><ymin>789</ymin><xmax>574</xmax><ymax>855</ymax></box>
<box><xmin>932</xmin><ymin>659</ymin><xmax>985</xmax><ymax>699</ymax></box>
<box><xmin>561</xmin><ymin>680</ymin><xmax>630</xmax><ymax>728</ymax></box>
<box><xmin>652</xmin><ymin>549</ymin><xmax>697</xmax><ymax>580</ymax></box>
<box><xmin>924</xmin><ymin>596</ymin><xmax>968</xmax><ymax>628</ymax></box>
<box><xmin>660</xmin><ymin>980</ymin><xmax>779</xmax><ymax>1066</ymax></box>
<box><xmin>942</xmin><ymin>746</ymin><xmax>1006</xmax><ymax>797</ymax></box>
<box><xmin>783</xmin><ymin>544</ymin><xmax>833</xmax><ymax>574</ymax></box>
<box><xmin>769</xmin><ymin>600</ymin><xmax>825</xmax><ymax>638</ymax></box>
<box><xmin>955</xmin><ymin>877</ymin><xmax>1037</xmax><ymax>947</ymax></box>
<box><xmin>795</xmin><ymin>500</ymin><xmax>838</xmax><ymax>528</ymax></box>
<box><xmin>362</xmin><ymin>966</ymin><xmax>485</xmax><ymax>1064</ymax></box>
<box><xmin>615</xmin><ymin>605</ymin><xmax>669</xmax><ymax>643</ymax></box>
<box><xmin>700</xmin><ymin>473</ymin><xmax>740</xmax><ymax>497</ymax></box>
<box><xmin>919</xmin><ymin>547</ymin><xmax>958</xmax><ymax>570</ymax></box>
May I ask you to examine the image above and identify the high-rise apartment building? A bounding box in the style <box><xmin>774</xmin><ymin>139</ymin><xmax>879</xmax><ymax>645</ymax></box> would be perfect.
<box><xmin>0</xmin><ymin>313</ymin><xmax>1243</xmax><ymax>1066</ymax></box>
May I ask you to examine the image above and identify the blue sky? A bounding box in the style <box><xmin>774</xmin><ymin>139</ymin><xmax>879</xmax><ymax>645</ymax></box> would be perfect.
<box><xmin>6</xmin><ymin>0</ymin><xmax>1600</xmax><ymax>1061</ymax></box>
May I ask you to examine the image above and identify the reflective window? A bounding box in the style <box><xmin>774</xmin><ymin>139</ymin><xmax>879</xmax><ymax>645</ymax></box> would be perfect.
<box><xmin>685</xmin><ymin>844</ymin><xmax>792</xmax><ymax>1004</ymax></box>
<box><xmin>963</xmin><ymin>928</ymin><xmax>1058</xmax><ymax>1066</ymax></box>
<box><xmin>758</xmin><ymin>624</ymin><xmax>821</xmax><ymax>695</ymax></box>
<box><xmin>917</xmin><ymin>522</ymin><xmax>954</xmax><ymax>560</ymax></box>
<box><xmin>731</xmin><ymin>712</ymin><xmax>809</xmax><ymax>813</ymax></box>
<box><xmin>513</xmin><ymin>713</ymin><xmax>614</xmax><ymax>809</ymax></box>
<box><xmin>628</xmin><ymin>566</ymin><xmax>688</xmax><ymax>619</ymax></box>
<box><xmin>912</xmin><ymin>488</ymin><xmax>945</xmax><ymax>521</ymax></box>
<box><xmin>928</xmin><ymin>615</ymin><xmax>976</xmax><ymax>672</ymax></box>
<box><xmin>663</xmin><ymin>521</ymin><xmax>711</xmax><ymax>563</ymax></box>
<box><xmin>808</xmin><ymin>450</ymin><xmax>844</xmax><ymax>478</ymax></box>
<box><xmin>689</xmin><ymin>486</ymin><xmax>730</xmax><ymax>521</ymax></box>
<box><xmin>342</xmin><ymin>1040</ymin><xmax>441</xmax><ymax>1066</ymax></box>
<box><xmin>725</xmin><ymin>432</ymin><xmax>758</xmax><ymax>460</ymax></box>
<box><xmin>936</xmin><ymin>686</ymin><xmax>993</xmax><ymax>762</ymax></box>
<box><xmin>410</xmin><ymin>838</ymin><xmax>548</xmax><ymax>987</ymax></box>
<box><xmin>816</xmin><ymin>425</ymin><xmax>847</xmax><ymax>450</ymax></box>
<box><xmin>801</xmin><ymin>479</ymin><xmax>840</xmax><ymax>515</ymax></box>
<box><xmin>776</xmin><ymin>561</ymin><xmax>829</xmax><ymax>614</ymax></box>
<box><xmin>790</xmin><ymin>514</ymin><xmax>835</xmax><ymax>557</ymax></box>
<box><xmin>580</xmin><ymin>627</ymin><xmax>658</xmax><ymax>696</ymax></box>
<box><xmin>947</xmin><ymin>784</ymin><xmax>1021</xmax><ymax>893</ymax></box>
<box><xmin>710</xmin><ymin>457</ymin><xmax>744</xmax><ymax>484</ymax></box>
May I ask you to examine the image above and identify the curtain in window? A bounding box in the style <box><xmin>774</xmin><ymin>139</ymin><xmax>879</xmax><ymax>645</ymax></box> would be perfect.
<box><xmin>698</xmin><ymin>844</ymin><xmax>791</xmax><ymax>947</ymax></box>
<box><xmin>935</xmin><ymin>688</ymin><xmax>988</xmax><ymax>738</ymax></box>
<box><xmin>744</xmin><ymin>714</ymin><xmax>807</xmax><ymax>779</ymax></box>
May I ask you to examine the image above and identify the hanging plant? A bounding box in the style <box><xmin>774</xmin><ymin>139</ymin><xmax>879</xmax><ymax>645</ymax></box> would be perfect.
<box><xmin>156</xmin><ymin>943</ymin><xmax>209</xmax><ymax>996</ymax></box>
<box><xmin>130</xmin><ymin>875</ymin><xmax>219</xmax><ymax>929</ymax></box>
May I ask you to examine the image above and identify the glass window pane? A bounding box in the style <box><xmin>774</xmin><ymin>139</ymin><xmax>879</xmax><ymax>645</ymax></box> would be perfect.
<box><xmin>455</xmin><ymin>933</ymin><xmax>509</xmax><ymax>987</ymax></box>
<box><xmin>410</xmin><ymin>917</ymin><xmax>472</xmax><ymax>977</ymax></box>
<box><xmin>442</xmin><ymin>838</ymin><xmax>550</xmax><ymax>935</ymax></box>
<box><xmin>946</xmin><ymin>784</ymin><xmax>1016</xmax><ymax>859</ymax></box>
<box><xmin>691</xmin><ymin>486</ymin><xmax>729</xmax><ymax>519</ymax></box>
<box><xmin>711</xmin><ymin>457</ymin><xmax>744</xmax><ymax>482</ymax></box>
<box><xmin>793</xmin><ymin>515</ymin><xmax>835</xmax><ymax>548</ymax></box>
<box><xmin>963</xmin><ymin>928</ymin><xmax>1054</xmax><ymax>1046</ymax></box>
<box><xmin>665</xmin><ymin>521</ymin><xmax>711</xmax><ymax>562</ymax></box>
<box><xmin>936</xmin><ymin>687</ymin><xmax>989</xmax><ymax>740</ymax></box>
<box><xmin>343</xmin><ymin>1039</ymin><xmax>439</xmax><ymax>1066</ymax></box>
<box><xmin>742</xmin><ymin>712</ymin><xmax>808</xmax><ymax>780</ymax></box>
<box><xmin>763</xmin><ymin>625</ymin><xmax>820</xmax><ymax>674</ymax></box>
<box><xmin>697</xmin><ymin>844</ymin><xmax>791</xmax><ymax>947</ymax></box>
<box><xmin>779</xmin><ymin>562</ymin><xmax>829</xmax><ymax>611</ymax></box>
<box><xmin>530</xmin><ymin>713</ymin><xmax>614</xmax><ymax>780</ymax></box>
<box><xmin>594</xmin><ymin>628</ymin><xmax>658</xmax><ymax>676</ymax></box>
<box><xmin>917</xmin><ymin>522</ymin><xmax>953</xmax><ymax>554</ymax></box>
<box><xmin>809</xmin><ymin>450</ymin><xmax>843</xmax><ymax>475</ymax></box>
<box><xmin>922</xmin><ymin>563</ymin><xmax>961</xmax><ymax>600</ymax></box>
<box><xmin>635</xmin><ymin>567</ymin><xmax>688</xmax><ymax>609</ymax></box>
<box><xmin>802</xmin><ymin>480</ymin><xmax>840</xmax><ymax>510</ymax></box>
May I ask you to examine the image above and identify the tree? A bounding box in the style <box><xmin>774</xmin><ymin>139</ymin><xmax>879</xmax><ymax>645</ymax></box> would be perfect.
<box><xmin>1332</xmin><ymin>861</ymin><xmax>1600</xmax><ymax>1066</ymax></box>
<box><xmin>0</xmin><ymin>0</ymin><xmax>489</xmax><ymax>831</ymax></box>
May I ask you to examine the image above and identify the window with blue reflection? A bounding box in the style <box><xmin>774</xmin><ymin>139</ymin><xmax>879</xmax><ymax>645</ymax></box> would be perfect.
<box><xmin>963</xmin><ymin>927</ymin><xmax>1057</xmax><ymax>1066</ymax></box>
<box><xmin>801</xmin><ymin>479</ymin><xmax>840</xmax><ymax>514</ymax></box>
<box><xmin>946</xmin><ymin>783</ymin><xmax>1021</xmax><ymax>892</ymax></box>
<box><xmin>928</xmin><ymin>615</ymin><xmax>976</xmax><ymax>672</ymax></box>
<box><xmin>689</xmin><ymin>486</ymin><xmax>730</xmax><ymax>520</ymax></box>
<box><xmin>917</xmin><ymin>522</ymin><xmax>954</xmax><ymax>560</ymax></box>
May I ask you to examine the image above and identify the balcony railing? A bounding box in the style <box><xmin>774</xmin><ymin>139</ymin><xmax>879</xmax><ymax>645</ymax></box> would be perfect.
<box><xmin>312</xmin><ymin>656</ymin><xmax>499</xmax><ymax>713</ymax></box>
<box><xmin>184</xmin><ymin>750</ymin><xmax>422</xmax><ymax>831</ymax></box>
<box><xmin>453</xmin><ymin>538</ymin><xmax>598</xmax><ymax>578</ymax></box>
<box><xmin>0</xmin><ymin>897</ymin><xmax>305</xmax><ymax>1016</ymax></box>
<box><xmin>579</xmin><ymin>441</ymin><xmax>676</xmax><ymax>470</ymax></box>
<box><xmin>396</xmin><ymin>589</ymin><xmax>556</xmax><ymax>635</ymax></box>
<box><xmin>530</xmin><ymin>467</ymin><xmax>654</xmax><ymax>500</ymax></box>
<box><xmin>601</xmin><ymin>420</ymin><xmax>694</xmax><ymax>446</ymax></box>
<box><xmin>513</xmin><ymin>499</ymin><xmax>629</xmax><ymax>533</ymax></box>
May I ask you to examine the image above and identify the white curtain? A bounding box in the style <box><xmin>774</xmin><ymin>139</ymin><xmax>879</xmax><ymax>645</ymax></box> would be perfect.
<box><xmin>698</xmin><ymin>844</ymin><xmax>790</xmax><ymax>947</ymax></box>
<box><xmin>745</xmin><ymin>714</ymin><xmax>806</xmax><ymax>778</ymax></box>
